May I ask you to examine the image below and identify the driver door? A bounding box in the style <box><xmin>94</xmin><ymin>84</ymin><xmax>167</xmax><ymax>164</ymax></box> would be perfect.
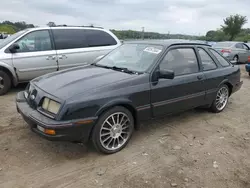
<box><xmin>151</xmin><ymin>46</ymin><xmax>206</xmax><ymax>117</ymax></box>
<box><xmin>10</xmin><ymin>30</ymin><xmax>58</xmax><ymax>82</ymax></box>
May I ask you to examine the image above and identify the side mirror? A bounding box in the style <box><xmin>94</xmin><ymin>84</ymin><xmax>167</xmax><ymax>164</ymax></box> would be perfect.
<box><xmin>159</xmin><ymin>69</ymin><xmax>175</xmax><ymax>79</ymax></box>
<box><xmin>9</xmin><ymin>43</ymin><xmax>20</xmax><ymax>53</ymax></box>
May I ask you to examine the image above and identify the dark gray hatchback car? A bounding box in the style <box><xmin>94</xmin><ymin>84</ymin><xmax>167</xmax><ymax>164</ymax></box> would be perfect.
<box><xmin>16</xmin><ymin>40</ymin><xmax>242</xmax><ymax>154</ymax></box>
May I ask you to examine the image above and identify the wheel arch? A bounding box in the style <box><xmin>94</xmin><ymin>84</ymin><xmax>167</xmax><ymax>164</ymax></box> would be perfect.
<box><xmin>218</xmin><ymin>79</ymin><xmax>233</xmax><ymax>96</ymax></box>
<box><xmin>95</xmin><ymin>99</ymin><xmax>139</xmax><ymax>130</ymax></box>
<box><xmin>0</xmin><ymin>62</ymin><xmax>18</xmax><ymax>86</ymax></box>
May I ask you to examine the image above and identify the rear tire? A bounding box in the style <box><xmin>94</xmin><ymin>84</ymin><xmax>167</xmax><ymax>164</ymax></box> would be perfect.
<box><xmin>91</xmin><ymin>106</ymin><xmax>134</xmax><ymax>154</ymax></box>
<box><xmin>0</xmin><ymin>70</ymin><xmax>11</xmax><ymax>95</ymax></box>
<box><xmin>233</xmin><ymin>55</ymin><xmax>239</xmax><ymax>64</ymax></box>
<box><xmin>210</xmin><ymin>84</ymin><xmax>229</xmax><ymax>113</ymax></box>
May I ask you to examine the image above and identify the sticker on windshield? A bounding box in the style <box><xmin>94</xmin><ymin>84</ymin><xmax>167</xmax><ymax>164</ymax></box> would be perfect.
<box><xmin>144</xmin><ymin>47</ymin><xmax>162</xmax><ymax>54</ymax></box>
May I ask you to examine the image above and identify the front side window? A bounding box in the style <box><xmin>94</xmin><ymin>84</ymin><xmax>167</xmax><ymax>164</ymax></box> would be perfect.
<box><xmin>96</xmin><ymin>43</ymin><xmax>163</xmax><ymax>72</ymax></box>
<box><xmin>160</xmin><ymin>48</ymin><xmax>199</xmax><ymax>76</ymax></box>
<box><xmin>243</xmin><ymin>44</ymin><xmax>249</xmax><ymax>50</ymax></box>
<box><xmin>209</xmin><ymin>49</ymin><xmax>230</xmax><ymax>67</ymax></box>
<box><xmin>0</xmin><ymin>29</ymin><xmax>28</xmax><ymax>50</ymax></box>
<box><xmin>15</xmin><ymin>30</ymin><xmax>52</xmax><ymax>53</ymax></box>
<box><xmin>198</xmin><ymin>48</ymin><xmax>217</xmax><ymax>71</ymax></box>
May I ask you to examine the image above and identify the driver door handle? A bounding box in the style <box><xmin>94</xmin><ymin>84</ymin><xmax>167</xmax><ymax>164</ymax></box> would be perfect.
<box><xmin>58</xmin><ymin>54</ymin><xmax>67</xmax><ymax>59</ymax></box>
<box><xmin>46</xmin><ymin>55</ymin><xmax>56</xmax><ymax>60</ymax></box>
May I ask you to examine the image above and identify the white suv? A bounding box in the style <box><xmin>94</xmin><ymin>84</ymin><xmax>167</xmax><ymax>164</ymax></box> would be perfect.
<box><xmin>0</xmin><ymin>26</ymin><xmax>121</xmax><ymax>95</ymax></box>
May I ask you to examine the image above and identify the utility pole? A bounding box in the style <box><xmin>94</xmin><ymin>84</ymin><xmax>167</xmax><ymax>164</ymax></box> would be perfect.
<box><xmin>142</xmin><ymin>27</ymin><xmax>145</xmax><ymax>40</ymax></box>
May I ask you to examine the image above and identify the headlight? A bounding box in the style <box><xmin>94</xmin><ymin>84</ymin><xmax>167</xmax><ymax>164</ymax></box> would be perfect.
<box><xmin>42</xmin><ymin>98</ymin><xmax>61</xmax><ymax>114</ymax></box>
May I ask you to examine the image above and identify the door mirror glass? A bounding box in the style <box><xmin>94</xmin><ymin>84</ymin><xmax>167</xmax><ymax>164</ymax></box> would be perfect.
<box><xmin>9</xmin><ymin>43</ymin><xmax>20</xmax><ymax>53</ymax></box>
<box><xmin>159</xmin><ymin>69</ymin><xmax>175</xmax><ymax>79</ymax></box>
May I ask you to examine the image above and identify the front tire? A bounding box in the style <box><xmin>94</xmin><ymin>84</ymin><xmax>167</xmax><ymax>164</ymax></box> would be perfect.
<box><xmin>0</xmin><ymin>70</ymin><xmax>11</xmax><ymax>95</ymax></box>
<box><xmin>210</xmin><ymin>84</ymin><xmax>229</xmax><ymax>113</ymax></box>
<box><xmin>91</xmin><ymin>106</ymin><xmax>134</xmax><ymax>154</ymax></box>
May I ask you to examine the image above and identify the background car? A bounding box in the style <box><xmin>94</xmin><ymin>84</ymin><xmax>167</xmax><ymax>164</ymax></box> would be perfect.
<box><xmin>212</xmin><ymin>41</ymin><xmax>250</xmax><ymax>64</ymax></box>
<box><xmin>16</xmin><ymin>41</ymin><xmax>242</xmax><ymax>154</ymax></box>
<box><xmin>0</xmin><ymin>26</ymin><xmax>121</xmax><ymax>95</ymax></box>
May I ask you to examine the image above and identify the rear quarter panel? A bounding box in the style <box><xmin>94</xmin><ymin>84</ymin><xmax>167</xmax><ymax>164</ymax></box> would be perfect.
<box><xmin>203</xmin><ymin>65</ymin><xmax>240</xmax><ymax>104</ymax></box>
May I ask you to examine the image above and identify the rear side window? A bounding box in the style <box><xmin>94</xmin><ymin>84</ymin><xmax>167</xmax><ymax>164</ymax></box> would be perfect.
<box><xmin>160</xmin><ymin>48</ymin><xmax>199</xmax><ymax>76</ymax></box>
<box><xmin>209</xmin><ymin>49</ymin><xmax>230</xmax><ymax>67</ymax></box>
<box><xmin>84</xmin><ymin>29</ymin><xmax>117</xmax><ymax>47</ymax></box>
<box><xmin>198</xmin><ymin>48</ymin><xmax>217</xmax><ymax>71</ymax></box>
<box><xmin>235</xmin><ymin>43</ymin><xmax>243</xmax><ymax>49</ymax></box>
<box><xmin>52</xmin><ymin>29</ymin><xmax>88</xmax><ymax>50</ymax></box>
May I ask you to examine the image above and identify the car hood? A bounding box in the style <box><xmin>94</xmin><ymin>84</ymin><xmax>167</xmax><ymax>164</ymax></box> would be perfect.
<box><xmin>32</xmin><ymin>65</ymin><xmax>138</xmax><ymax>99</ymax></box>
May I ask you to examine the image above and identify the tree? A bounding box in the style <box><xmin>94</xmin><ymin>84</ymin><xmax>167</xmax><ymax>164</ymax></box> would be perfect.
<box><xmin>206</xmin><ymin>30</ymin><xmax>217</xmax><ymax>41</ymax></box>
<box><xmin>47</xmin><ymin>22</ymin><xmax>56</xmax><ymax>27</ymax></box>
<box><xmin>221</xmin><ymin>14</ymin><xmax>247</xmax><ymax>41</ymax></box>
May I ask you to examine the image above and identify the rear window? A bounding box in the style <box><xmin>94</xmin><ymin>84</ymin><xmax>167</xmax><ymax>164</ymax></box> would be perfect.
<box><xmin>84</xmin><ymin>29</ymin><xmax>117</xmax><ymax>47</ymax></box>
<box><xmin>209</xmin><ymin>49</ymin><xmax>230</xmax><ymax>67</ymax></box>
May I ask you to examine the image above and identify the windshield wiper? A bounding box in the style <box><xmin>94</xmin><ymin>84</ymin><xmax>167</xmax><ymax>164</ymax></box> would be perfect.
<box><xmin>111</xmin><ymin>66</ymin><xmax>139</xmax><ymax>74</ymax></box>
<box><xmin>93</xmin><ymin>64</ymin><xmax>112</xmax><ymax>69</ymax></box>
<box><xmin>93</xmin><ymin>64</ymin><xmax>140</xmax><ymax>74</ymax></box>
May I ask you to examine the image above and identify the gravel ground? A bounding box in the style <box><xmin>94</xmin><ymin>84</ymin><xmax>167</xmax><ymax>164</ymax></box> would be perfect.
<box><xmin>0</xmin><ymin>65</ymin><xmax>250</xmax><ymax>188</ymax></box>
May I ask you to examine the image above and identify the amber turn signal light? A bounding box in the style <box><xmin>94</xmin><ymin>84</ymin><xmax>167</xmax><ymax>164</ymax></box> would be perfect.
<box><xmin>44</xmin><ymin>129</ymin><xmax>56</xmax><ymax>135</ymax></box>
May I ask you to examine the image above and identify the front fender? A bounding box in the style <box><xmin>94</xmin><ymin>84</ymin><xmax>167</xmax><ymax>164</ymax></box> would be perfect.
<box><xmin>95</xmin><ymin>98</ymin><xmax>135</xmax><ymax>117</ymax></box>
<box><xmin>0</xmin><ymin>61</ymin><xmax>18</xmax><ymax>86</ymax></box>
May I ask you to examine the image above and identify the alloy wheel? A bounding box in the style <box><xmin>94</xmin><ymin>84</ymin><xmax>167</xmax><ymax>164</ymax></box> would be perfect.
<box><xmin>99</xmin><ymin>112</ymin><xmax>132</xmax><ymax>151</ymax></box>
<box><xmin>215</xmin><ymin>86</ymin><xmax>229</xmax><ymax>111</ymax></box>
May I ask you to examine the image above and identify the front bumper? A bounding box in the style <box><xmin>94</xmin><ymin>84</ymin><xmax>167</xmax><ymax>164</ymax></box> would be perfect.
<box><xmin>16</xmin><ymin>91</ymin><xmax>96</xmax><ymax>143</ymax></box>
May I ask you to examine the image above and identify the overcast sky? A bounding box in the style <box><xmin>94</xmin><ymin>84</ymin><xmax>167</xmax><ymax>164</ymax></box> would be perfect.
<box><xmin>0</xmin><ymin>0</ymin><xmax>249</xmax><ymax>35</ymax></box>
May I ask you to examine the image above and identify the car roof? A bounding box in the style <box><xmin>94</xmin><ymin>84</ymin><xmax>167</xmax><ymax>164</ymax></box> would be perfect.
<box><xmin>23</xmin><ymin>26</ymin><xmax>106</xmax><ymax>31</ymax></box>
<box><xmin>124</xmin><ymin>39</ymin><xmax>210</xmax><ymax>48</ymax></box>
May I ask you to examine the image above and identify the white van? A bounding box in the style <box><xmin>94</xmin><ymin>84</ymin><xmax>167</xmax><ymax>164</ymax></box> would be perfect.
<box><xmin>0</xmin><ymin>26</ymin><xmax>121</xmax><ymax>95</ymax></box>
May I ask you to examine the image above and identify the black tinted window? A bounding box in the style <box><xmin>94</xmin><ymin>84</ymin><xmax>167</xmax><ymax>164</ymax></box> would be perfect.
<box><xmin>160</xmin><ymin>48</ymin><xmax>199</xmax><ymax>76</ymax></box>
<box><xmin>85</xmin><ymin>29</ymin><xmax>117</xmax><ymax>47</ymax></box>
<box><xmin>198</xmin><ymin>48</ymin><xmax>217</xmax><ymax>71</ymax></box>
<box><xmin>53</xmin><ymin>29</ymin><xmax>88</xmax><ymax>50</ymax></box>
<box><xmin>210</xmin><ymin>49</ymin><xmax>230</xmax><ymax>67</ymax></box>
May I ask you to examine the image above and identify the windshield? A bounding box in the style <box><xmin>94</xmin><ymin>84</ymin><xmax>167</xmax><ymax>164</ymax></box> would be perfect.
<box><xmin>96</xmin><ymin>43</ymin><xmax>163</xmax><ymax>72</ymax></box>
<box><xmin>0</xmin><ymin>29</ymin><xmax>29</xmax><ymax>49</ymax></box>
<box><xmin>213</xmin><ymin>42</ymin><xmax>234</xmax><ymax>48</ymax></box>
